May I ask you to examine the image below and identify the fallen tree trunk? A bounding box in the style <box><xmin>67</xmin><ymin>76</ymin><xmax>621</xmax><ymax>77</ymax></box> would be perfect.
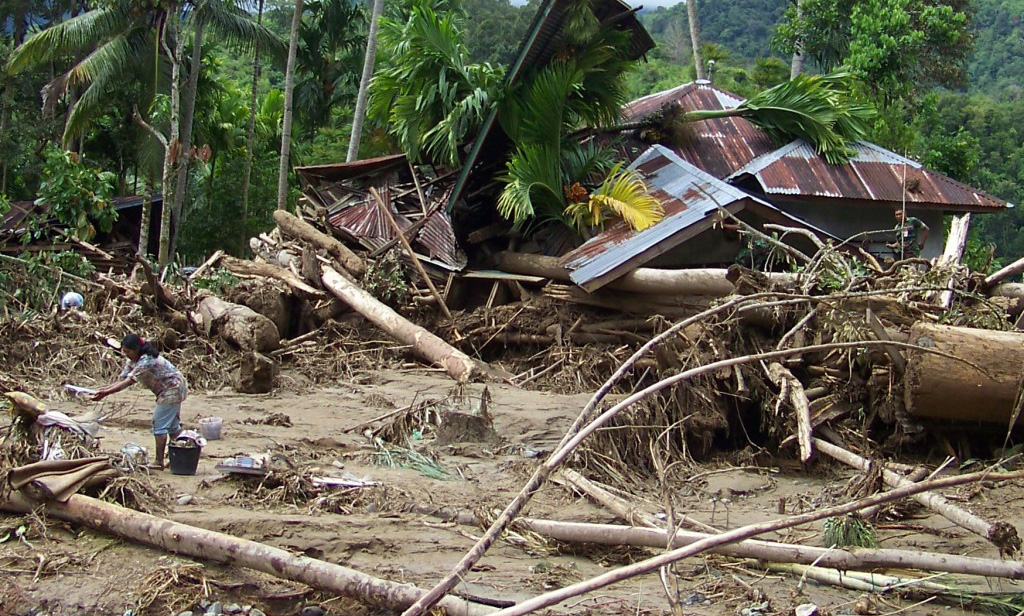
<box><xmin>320</xmin><ymin>265</ymin><xmax>482</xmax><ymax>382</ymax></box>
<box><xmin>814</xmin><ymin>437</ymin><xmax>1020</xmax><ymax>555</ymax></box>
<box><xmin>220</xmin><ymin>255</ymin><xmax>324</xmax><ymax>298</ymax></box>
<box><xmin>0</xmin><ymin>491</ymin><xmax>494</xmax><ymax>616</ymax></box>
<box><xmin>515</xmin><ymin>519</ymin><xmax>1024</xmax><ymax>580</ymax></box>
<box><xmin>273</xmin><ymin>209</ymin><xmax>365</xmax><ymax>277</ymax></box>
<box><xmin>196</xmin><ymin>295</ymin><xmax>280</xmax><ymax>352</ymax></box>
<box><xmin>904</xmin><ymin>322</ymin><xmax>1024</xmax><ymax>424</ymax></box>
<box><xmin>498</xmin><ymin>252</ymin><xmax>797</xmax><ymax>296</ymax></box>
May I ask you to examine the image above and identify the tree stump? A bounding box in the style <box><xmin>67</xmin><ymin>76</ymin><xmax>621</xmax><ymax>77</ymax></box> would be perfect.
<box><xmin>236</xmin><ymin>352</ymin><xmax>276</xmax><ymax>394</ymax></box>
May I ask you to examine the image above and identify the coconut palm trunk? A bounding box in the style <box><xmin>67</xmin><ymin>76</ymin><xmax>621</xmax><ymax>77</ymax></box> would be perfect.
<box><xmin>139</xmin><ymin>179</ymin><xmax>154</xmax><ymax>257</ymax></box>
<box><xmin>276</xmin><ymin>0</ymin><xmax>304</xmax><ymax>211</ymax></box>
<box><xmin>168</xmin><ymin>16</ymin><xmax>203</xmax><ymax>262</ymax></box>
<box><xmin>240</xmin><ymin>0</ymin><xmax>265</xmax><ymax>252</ymax></box>
<box><xmin>686</xmin><ymin>0</ymin><xmax>705</xmax><ymax>80</ymax></box>
<box><xmin>346</xmin><ymin>0</ymin><xmax>385</xmax><ymax>162</ymax></box>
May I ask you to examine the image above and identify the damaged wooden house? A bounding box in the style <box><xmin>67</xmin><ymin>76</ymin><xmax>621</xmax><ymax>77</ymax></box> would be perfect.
<box><xmin>296</xmin><ymin>0</ymin><xmax>1011</xmax><ymax>315</ymax></box>
<box><xmin>0</xmin><ymin>194</ymin><xmax>166</xmax><ymax>273</ymax></box>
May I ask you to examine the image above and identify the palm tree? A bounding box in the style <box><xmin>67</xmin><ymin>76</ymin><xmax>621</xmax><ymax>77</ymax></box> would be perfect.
<box><xmin>368</xmin><ymin>0</ymin><xmax>504</xmax><ymax>167</ymax></box>
<box><xmin>240</xmin><ymin>0</ymin><xmax>265</xmax><ymax>252</ymax></box>
<box><xmin>8</xmin><ymin>0</ymin><xmax>283</xmax><ymax>265</ymax></box>
<box><xmin>295</xmin><ymin>0</ymin><xmax>364</xmax><ymax>136</ymax></box>
<box><xmin>347</xmin><ymin>0</ymin><xmax>385</xmax><ymax>162</ymax></box>
<box><xmin>277</xmin><ymin>0</ymin><xmax>304</xmax><ymax>211</ymax></box>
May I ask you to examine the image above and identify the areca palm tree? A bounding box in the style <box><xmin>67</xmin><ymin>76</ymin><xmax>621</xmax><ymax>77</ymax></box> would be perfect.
<box><xmin>8</xmin><ymin>0</ymin><xmax>284</xmax><ymax>265</ymax></box>
<box><xmin>368</xmin><ymin>0</ymin><xmax>504</xmax><ymax>167</ymax></box>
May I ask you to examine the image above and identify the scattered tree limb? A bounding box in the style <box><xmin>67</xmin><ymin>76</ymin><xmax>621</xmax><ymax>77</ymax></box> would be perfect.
<box><xmin>485</xmin><ymin>467</ymin><xmax>1024</xmax><ymax>616</ymax></box>
<box><xmin>220</xmin><ymin>255</ymin><xmax>324</xmax><ymax>298</ymax></box>
<box><xmin>767</xmin><ymin>362</ymin><xmax>813</xmax><ymax>462</ymax></box>
<box><xmin>983</xmin><ymin>254</ymin><xmax>1024</xmax><ymax>290</ymax></box>
<box><xmin>0</xmin><ymin>491</ymin><xmax>495</xmax><ymax>616</ymax></box>
<box><xmin>273</xmin><ymin>209</ymin><xmax>365</xmax><ymax>277</ymax></box>
<box><xmin>514</xmin><ymin>518</ymin><xmax>1024</xmax><ymax>580</ymax></box>
<box><xmin>189</xmin><ymin>249</ymin><xmax>224</xmax><ymax>280</ymax></box>
<box><xmin>813</xmin><ymin>437</ymin><xmax>1020</xmax><ymax>554</ymax></box>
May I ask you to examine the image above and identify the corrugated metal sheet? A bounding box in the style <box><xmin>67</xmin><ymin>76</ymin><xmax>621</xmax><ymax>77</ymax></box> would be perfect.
<box><xmin>728</xmin><ymin>140</ymin><xmax>1010</xmax><ymax>210</ymax></box>
<box><xmin>417</xmin><ymin>208</ymin><xmax>464</xmax><ymax>268</ymax></box>
<box><xmin>560</xmin><ymin>145</ymin><xmax>770</xmax><ymax>290</ymax></box>
<box><xmin>620</xmin><ymin>81</ymin><xmax>776</xmax><ymax>179</ymax></box>
<box><xmin>296</xmin><ymin>154</ymin><xmax>407</xmax><ymax>185</ymax></box>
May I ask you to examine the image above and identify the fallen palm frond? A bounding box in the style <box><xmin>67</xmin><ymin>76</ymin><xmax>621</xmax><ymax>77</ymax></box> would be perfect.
<box><xmin>371</xmin><ymin>439</ymin><xmax>457</xmax><ymax>481</ymax></box>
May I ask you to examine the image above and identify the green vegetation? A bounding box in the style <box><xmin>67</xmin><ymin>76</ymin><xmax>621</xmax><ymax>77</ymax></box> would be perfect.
<box><xmin>3</xmin><ymin>0</ymin><xmax>1024</xmax><ymax>269</ymax></box>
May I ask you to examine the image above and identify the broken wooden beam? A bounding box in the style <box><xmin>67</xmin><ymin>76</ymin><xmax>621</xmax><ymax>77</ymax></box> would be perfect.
<box><xmin>0</xmin><ymin>491</ymin><xmax>495</xmax><ymax>616</ymax></box>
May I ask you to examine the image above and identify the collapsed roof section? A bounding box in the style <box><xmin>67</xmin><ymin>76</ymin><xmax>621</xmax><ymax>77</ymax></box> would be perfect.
<box><xmin>559</xmin><ymin>145</ymin><xmax>836</xmax><ymax>292</ymax></box>
<box><xmin>296</xmin><ymin>158</ymin><xmax>465</xmax><ymax>270</ymax></box>
<box><xmin>727</xmin><ymin>139</ymin><xmax>1012</xmax><ymax>211</ymax></box>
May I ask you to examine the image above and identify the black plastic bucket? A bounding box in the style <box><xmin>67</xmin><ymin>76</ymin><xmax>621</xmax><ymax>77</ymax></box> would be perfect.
<box><xmin>168</xmin><ymin>444</ymin><xmax>201</xmax><ymax>475</ymax></box>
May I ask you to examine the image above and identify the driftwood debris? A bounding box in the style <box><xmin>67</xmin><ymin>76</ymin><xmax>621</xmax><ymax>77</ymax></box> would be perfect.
<box><xmin>320</xmin><ymin>265</ymin><xmax>482</xmax><ymax>382</ymax></box>
<box><xmin>196</xmin><ymin>295</ymin><xmax>280</xmax><ymax>352</ymax></box>
<box><xmin>767</xmin><ymin>362</ymin><xmax>814</xmax><ymax>462</ymax></box>
<box><xmin>220</xmin><ymin>255</ymin><xmax>324</xmax><ymax>298</ymax></box>
<box><xmin>905</xmin><ymin>322</ymin><xmax>1024</xmax><ymax>424</ymax></box>
<box><xmin>0</xmin><ymin>491</ymin><xmax>494</xmax><ymax>616</ymax></box>
<box><xmin>273</xmin><ymin>210</ymin><xmax>365</xmax><ymax>277</ymax></box>
<box><xmin>497</xmin><ymin>251</ymin><xmax>797</xmax><ymax>296</ymax></box>
<box><xmin>813</xmin><ymin>437</ymin><xmax>1021</xmax><ymax>554</ymax></box>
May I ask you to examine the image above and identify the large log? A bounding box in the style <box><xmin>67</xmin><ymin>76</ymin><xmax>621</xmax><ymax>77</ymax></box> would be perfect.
<box><xmin>220</xmin><ymin>255</ymin><xmax>324</xmax><ymax>298</ymax></box>
<box><xmin>273</xmin><ymin>210</ymin><xmax>365</xmax><ymax>277</ymax></box>
<box><xmin>497</xmin><ymin>252</ymin><xmax>797</xmax><ymax>296</ymax></box>
<box><xmin>905</xmin><ymin>322</ymin><xmax>1024</xmax><ymax>424</ymax></box>
<box><xmin>320</xmin><ymin>265</ymin><xmax>481</xmax><ymax>382</ymax></box>
<box><xmin>0</xmin><ymin>491</ymin><xmax>493</xmax><ymax>616</ymax></box>
<box><xmin>196</xmin><ymin>296</ymin><xmax>280</xmax><ymax>352</ymax></box>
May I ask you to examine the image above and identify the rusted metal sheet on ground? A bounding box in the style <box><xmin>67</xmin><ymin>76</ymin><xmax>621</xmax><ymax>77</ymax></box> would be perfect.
<box><xmin>620</xmin><ymin>81</ymin><xmax>776</xmax><ymax>179</ymax></box>
<box><xmin>728</xmin><ymin>140</ymin><xmax>1010</xmax><ymax>211</ymax></box>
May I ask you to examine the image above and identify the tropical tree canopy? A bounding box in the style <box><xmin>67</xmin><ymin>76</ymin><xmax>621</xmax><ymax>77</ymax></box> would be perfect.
<box><xmin>7</xmin><ymin>0</ymin><xmax>285</xmax><ymax>143</ymax></box>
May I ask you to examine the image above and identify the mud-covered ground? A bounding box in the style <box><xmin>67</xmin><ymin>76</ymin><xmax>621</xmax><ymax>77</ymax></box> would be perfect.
<box><xmin>3</xmin><ymin>369</ymin><xmax>1023</xmax><ymax>616</ymax></box>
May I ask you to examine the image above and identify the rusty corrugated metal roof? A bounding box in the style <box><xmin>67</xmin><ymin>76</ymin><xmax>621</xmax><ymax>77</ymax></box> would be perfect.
<box><xmin>728</xmin><ymin>140</ymin><xmax>1011</xmax><ymax>211</ymax></box>
<box><xmin>559</xmin><ymin>145</ymin><xmax>768</xmax><ymax>291</ymax></box>
<box><xmin>296</xmin><ymin>154</ymin><xmax>407</xmax><ymax>185</ymax></box>
<box><xmin>621</xmin><ymin>80</ymin><xmax>776</xmax><ymax>179</ymax></box>
<box><xmin>560</xmin><ymin>145</ymin><xmax>837</xmax><ymax>291</ymax></box>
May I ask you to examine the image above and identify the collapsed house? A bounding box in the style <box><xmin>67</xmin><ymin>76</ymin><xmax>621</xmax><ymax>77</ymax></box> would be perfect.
<box><xmin>0</xmin><ymin>194</ymin><xmax>165</xmax><ymax>272</ymax></box>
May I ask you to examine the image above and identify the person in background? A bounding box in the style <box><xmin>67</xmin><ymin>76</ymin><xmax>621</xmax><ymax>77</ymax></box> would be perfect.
<box><xmin>92</xmin><ymin>334</ymin><xmax>188</xmax><ymax>470</ymax></box>
<box><xmin>60</xmin><ymin>291</ymin><xmax>84</xmax><ymax>311</ymax></box>
<box><xmin>888</xmin><ymin>209</ymin><xmax>930</xmax><ymax>258</ymax></box>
